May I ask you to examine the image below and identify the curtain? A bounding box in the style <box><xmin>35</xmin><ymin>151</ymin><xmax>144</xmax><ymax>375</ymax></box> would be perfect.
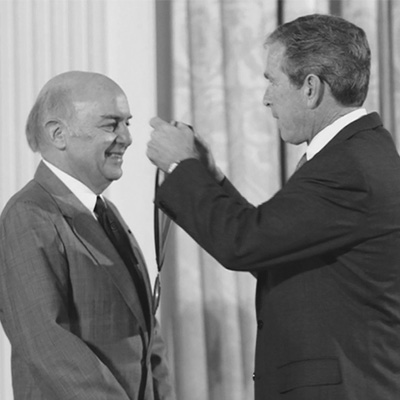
<box><xmin>159</xmin><ymin>1</ymin><xmax>400</xmax><ymax>400</ymax></box>
<box><xmin>159</xmin><ymin>2</ymin><xmax>280</xmax><ymax>400</ymax></box>
<box><xmin>1</xmin><ymin>1</ymin><xmax>400</xmax><ymax>400</ymax></box>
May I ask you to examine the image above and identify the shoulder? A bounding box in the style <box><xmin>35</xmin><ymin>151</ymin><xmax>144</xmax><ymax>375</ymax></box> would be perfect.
<box><xmin>284</xmin><ymin>123</ymin><xmax>400</xmax><ymax>211</ymax></box>
<box><xmin>1</xmin><ymin>179</ymin><xmax>59</xmax><ymax>226</ymax></box>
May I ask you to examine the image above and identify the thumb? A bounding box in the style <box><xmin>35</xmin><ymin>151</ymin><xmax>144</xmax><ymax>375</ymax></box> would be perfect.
<box><xmin>175</xmin><ymin>122</ymin><xmax>196</xmax><ymax>135</ymax></box>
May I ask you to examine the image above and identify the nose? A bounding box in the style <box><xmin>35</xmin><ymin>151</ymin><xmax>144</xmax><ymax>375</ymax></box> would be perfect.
<box><xmin>116</xmin><ymin>123</ymin><xmax>132</xmax><ymax>147</ymax></box>
<box><xmin>263</xmin><ymin>88</ymin><xmax>271</xmax><ymax>107</ymax></box>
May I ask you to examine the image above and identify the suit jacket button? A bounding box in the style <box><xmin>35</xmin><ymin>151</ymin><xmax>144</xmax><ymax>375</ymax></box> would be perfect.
<box><xmin>257</xmin><ymin>320</ymin><xmax>263</xmax><ymax>329</ymax></box>
<box><xmin>253</xmin><ymin>373</ymin><xmax>259</xmax><ymax>381</ymax></box>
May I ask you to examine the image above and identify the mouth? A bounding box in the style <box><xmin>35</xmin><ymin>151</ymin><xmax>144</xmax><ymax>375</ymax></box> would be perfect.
<box><xmin>105</xmin><ymin>150</ymin><xmax>124</xmax><ymax>162</ymax></box>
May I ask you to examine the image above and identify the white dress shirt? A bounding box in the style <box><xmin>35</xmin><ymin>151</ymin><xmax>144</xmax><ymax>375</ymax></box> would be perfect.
<box><xmin>42</xmin><ymin>159</ymin><xmax>99</xmax><ymax>217</ymax></box>
<box><xmin>306</xmin><ymin>108</ymin><xmax>368</xmax><ymax>161</ymax></box>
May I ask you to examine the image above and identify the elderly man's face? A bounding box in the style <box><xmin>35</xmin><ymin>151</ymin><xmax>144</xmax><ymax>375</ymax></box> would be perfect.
<box><xmin>63</xmin><ymin>82</ymin><xmax>132</xmax><ymax>194</ymax></box>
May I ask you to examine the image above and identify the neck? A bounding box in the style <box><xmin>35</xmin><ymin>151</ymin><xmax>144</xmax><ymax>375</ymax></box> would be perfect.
<box><xmin>308</xmin><ymin>103</ymin><xmax>360</xmax><ymax>144</ymax></box>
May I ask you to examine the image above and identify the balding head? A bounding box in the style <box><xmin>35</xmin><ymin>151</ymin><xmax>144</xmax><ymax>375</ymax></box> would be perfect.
<box><xmin>25</xmin><ymin>71</ymin><xmax>125</xmax><ymax>153</ymax></box>
<box><xmin>26</xmin><ymin>71</ymin><xmax>132</xmax><ymax>193</ymax></box>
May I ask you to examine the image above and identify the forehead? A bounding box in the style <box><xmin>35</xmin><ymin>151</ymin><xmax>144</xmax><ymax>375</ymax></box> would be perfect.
<box><xmin>264</xmin><ymin>42</ymin><xmax>286</xmax><ymax>75</ymax></box>
<box><xmin>72</xmin><ymin>89</ymin><xmax>131</xmax><ymax>120</ymax></box>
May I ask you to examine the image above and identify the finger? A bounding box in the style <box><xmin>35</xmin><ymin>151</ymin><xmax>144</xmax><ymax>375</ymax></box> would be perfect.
<box><xmin>175</xmin><ymin>122</ymin><xmax>195</xmax><ymax>135</ymax></box>
<box><xmin>150</xmin><ymin>129</ymin><xmax>163</xmax><ymax>139</ymax></box>
<box><xmin>146</xmin><ymin>141</ymin><xmax>160</xmax><ymax>160</ymax></box>
<box><xmin>145</xmin><ymin>143</ymin><xmax>155</xmax><ymax>162</ymax></box>
<box><xmin>149</xmin><ymin>116</ymin><xmax>170</xmax><ymax>129</ymax></box>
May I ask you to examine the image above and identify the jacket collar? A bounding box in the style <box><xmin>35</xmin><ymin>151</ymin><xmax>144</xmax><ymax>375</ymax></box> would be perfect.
<box><xmin>322</xmin><ymin>112</ymin><xmax>383</xmax><ymax>151</ymax></box>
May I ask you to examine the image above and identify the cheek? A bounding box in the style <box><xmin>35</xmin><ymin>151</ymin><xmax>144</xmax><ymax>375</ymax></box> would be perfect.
<box><xmin>274</xmin><ymin>91</ymin><xmax>291</xmax><ymax>110</ymax></box>
<box><xmin>277</xmin><ymin>110</ymin><xmax>303</xmax><ymax>140</ymax></box>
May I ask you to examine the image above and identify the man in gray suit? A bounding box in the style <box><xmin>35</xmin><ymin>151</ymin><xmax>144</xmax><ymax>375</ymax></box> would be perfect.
<box><xmin>0</xmin><ymin>71</ymin><xmax>175</xmax><ymax>400</ymax></box>
<box><xmin>147</xmin><ymin>14</ymin><xmax>400</xmax><ymax>400</ymax></box>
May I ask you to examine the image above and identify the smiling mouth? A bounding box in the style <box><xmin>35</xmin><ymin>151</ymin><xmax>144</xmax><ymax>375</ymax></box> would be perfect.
<box><xmin>105</xmin><ymin>152</ymin><xmax>124</xmax><ymax>161</ymax></box>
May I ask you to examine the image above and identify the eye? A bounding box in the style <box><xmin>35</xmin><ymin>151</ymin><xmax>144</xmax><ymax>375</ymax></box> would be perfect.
<box><xmin>102</xmin><ymin>121</ymin><xmax>118</xmax><ymax>132</ymax></box>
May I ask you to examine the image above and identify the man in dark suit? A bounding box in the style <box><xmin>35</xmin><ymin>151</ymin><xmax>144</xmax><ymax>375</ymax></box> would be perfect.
<box><xmin>147</xmin><ymin>14</ymin><xmax>400</xmax><ymax>400</ymax></box>
<box><xmin>0</xmin><ymin>71</ymin><xmax>175</xmax><ymax>399</ymax></box>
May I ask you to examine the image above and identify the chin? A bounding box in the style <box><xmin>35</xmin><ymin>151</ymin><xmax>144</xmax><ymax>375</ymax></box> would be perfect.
<box><xmin>279</xmin><ymin>132</ymin><xmax>293</xmax><ymax>144</ymax></box>
<box><xmin>105</xmin><ymin>168</ymin><xmax>123</xmax><ymax>182</ymax></box>
<box><xmin>111</xmin><ymin>172</ymin><xmax>123</xmax><ymax>181</ymax></box>
<box><xmin>280</xmin><ymin>131</ymin><xmax>302</xmax><ymax>145</ymax></box>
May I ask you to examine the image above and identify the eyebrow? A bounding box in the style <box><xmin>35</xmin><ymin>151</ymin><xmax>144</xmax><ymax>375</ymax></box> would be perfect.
<box><xmin>100</xmin><ymin>114</ymin><xmax>133</xmax><ymax>121</ymax></box>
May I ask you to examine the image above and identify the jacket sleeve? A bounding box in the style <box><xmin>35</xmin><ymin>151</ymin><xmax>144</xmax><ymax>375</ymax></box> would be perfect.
<box><xmin>220</xmin><ymin>177</ymin><xmax>250</xmax><ymax>206</ymax></box>
<box><xmin>155</xmin><ymin>157</ymin><xmax>370</xmax><ymax>272</ymax></box>
<box><xmin>0</xmin><ymin>201</ymin><xmax>131</xmax><ymax>400</ymax></box>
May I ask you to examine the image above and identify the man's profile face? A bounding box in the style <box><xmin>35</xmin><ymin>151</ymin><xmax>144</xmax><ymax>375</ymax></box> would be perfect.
<box><xmin>263</xmin><ymin>42</ymin><xmax>310</xmax><ymax>145</ymax></box>
<box><xmin>63</xmin><ymin>81</ymin><xmax>132</xmax><ymax>194</ymax></box>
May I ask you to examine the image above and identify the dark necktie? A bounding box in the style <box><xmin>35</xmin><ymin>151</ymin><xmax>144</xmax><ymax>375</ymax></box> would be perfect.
<box><xmin>295</xmin><ymin>153</ymin><xmax>308</xmax><ymax>171</ymax></box>
<box><xmin>94</xmin><ymin>196</ymin><xmax>150</xmax><ymax>325</ymax></box>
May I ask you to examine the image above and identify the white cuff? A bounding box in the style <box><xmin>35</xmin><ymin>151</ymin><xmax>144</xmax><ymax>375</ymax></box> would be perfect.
<box><xmin>167</xmin><ymin>161</ymin><xmax>180</xmax><ymax>174</ymax></box>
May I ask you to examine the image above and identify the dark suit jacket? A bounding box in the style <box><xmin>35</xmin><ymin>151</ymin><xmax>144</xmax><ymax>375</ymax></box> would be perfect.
<box><xmin>0</xmin><ymin>162</ymin><xmax>175</xmax><ymax>400</ymax></box>
<box><xmin>155</xmin><ymin>113</ymin><xmax>400</xmax><ymax>399</ymax></box>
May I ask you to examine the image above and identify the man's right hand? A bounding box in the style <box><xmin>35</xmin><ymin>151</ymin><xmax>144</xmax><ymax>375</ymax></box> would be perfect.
<box><xmin>148</xmin><ymin>117</ymin><xmax>224</xmax><ymax>182</ymax></box>
<box><xmin>147</xmin><ymin>117</ymin><xmax>198</xmax><ymax>173</ymax></box>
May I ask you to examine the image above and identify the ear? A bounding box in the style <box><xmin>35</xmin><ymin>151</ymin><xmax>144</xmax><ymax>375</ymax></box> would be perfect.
<box><xmin>302</xmin><ymin>74</ymin><xmax>324</xmax><ymax>109</ymax></box>
<box><xmin>44</xmin><ymin>119</ymin><xmax>68</xmax><ymax>150</ymax></box>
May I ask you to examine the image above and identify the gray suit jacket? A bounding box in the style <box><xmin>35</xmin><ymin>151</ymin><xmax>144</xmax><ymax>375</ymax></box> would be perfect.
<box><xmin>0</xmin><ymin>162</ymin><xmax>175</xmax><ymax>400</ymax></box>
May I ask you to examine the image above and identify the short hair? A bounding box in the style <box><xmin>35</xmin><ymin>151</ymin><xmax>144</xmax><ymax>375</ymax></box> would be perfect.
<box><xmin>25</xmin><ymin>85</ymin><xmax>73</xmax><ymax>152</ymax></box>
<box><xmin>265</xmin><ymin>14</ymin><xmax>371</xmax><ymax>107</ymax></box>
<box><xmin>25</xmin><ymin>96</ymin><xmax>44</xmax><ymax>152</ymax></box>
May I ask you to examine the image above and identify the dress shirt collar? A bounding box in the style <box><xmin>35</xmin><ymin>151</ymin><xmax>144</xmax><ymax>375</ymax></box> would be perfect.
<box><xmin>306</xmin><ymin>108</ymin><xmax>368</xmax><ymax>161</ymax></box>
<box><xmin>42</xmin><ymin>159</ymin><xmax>99</xmax><ymax>214</ymax></box>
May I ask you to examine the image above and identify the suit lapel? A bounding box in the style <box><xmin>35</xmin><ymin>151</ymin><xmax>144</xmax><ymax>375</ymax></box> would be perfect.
<box><xmin>34</xmin><ymin>162</ymin><xmax>151</xmax><ymax>338</ymax></box>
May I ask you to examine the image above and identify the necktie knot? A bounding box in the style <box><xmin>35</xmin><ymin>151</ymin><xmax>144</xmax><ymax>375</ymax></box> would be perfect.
<box><xmin>94</xmin><ymin>197</ymin><xmax>120</xmax><ymax>233</ymax></box>
<box><xmin>94</xmin><ymin>196</ymin><xmax>132</xmax><ymax>261</ymax></box>
<box><xmin>94</xmin><ymin>195</ymin><xmax>107</xmax><ymax>219</ymax></box>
